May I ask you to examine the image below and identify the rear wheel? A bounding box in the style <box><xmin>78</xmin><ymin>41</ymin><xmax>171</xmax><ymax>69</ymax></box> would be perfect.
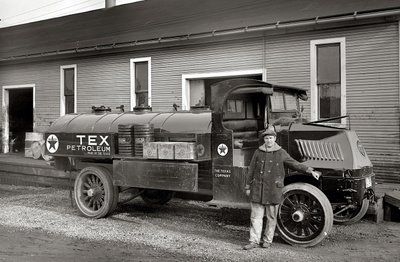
<box><xmin>141</xmin><ymin>189</ymin><xmax>174</xmax><ymax>205</ymax></box>
<box><xmin>333</xmin><ymin>198</ymin><xmax>369</xmax><ymax>225</ymax></box>
<box><xmin>277</xmin><ymin>183</ymin><xmax>333</xmax><ymax>247</ymax></box>
<box><xmin>74</xmin><ymin>166</ymin><xmax>117</xmax><ymax>218</ymax></box>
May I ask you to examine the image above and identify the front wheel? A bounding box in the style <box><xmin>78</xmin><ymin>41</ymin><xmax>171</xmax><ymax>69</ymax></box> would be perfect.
<box><xmin>277</xmin><ymin>183</ymin><xmax>333</xmax><ymax>247</ymax></box>
<box><xmin>74</xmin><ymin>166</ymin><xmax>118</xmax><ymax>218</ymax></box>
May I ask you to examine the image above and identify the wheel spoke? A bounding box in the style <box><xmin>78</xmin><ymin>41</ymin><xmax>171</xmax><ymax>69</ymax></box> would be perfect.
<box><xmin>296</xmin><ymin>225</ymin><xmax>303</xmax><ymax>236</ymax></box>
<box><xmin>311</xmin><ymin>222</ymin><xmax>320</xmax><ymax>233</ymax></box>
<box><xmin>284</xmin><ymin>197</ymin><xmax>295</xmax><ymax>208</ymax></box>
<box><xmin>88</xmin><ymin>198</ymin><xmax>94</xmax><ymax>208</ymax></box>
<box><xmin>299</xmin><ymin>194</ymin><xmax>305</xmax><ymax>204</ymax></box>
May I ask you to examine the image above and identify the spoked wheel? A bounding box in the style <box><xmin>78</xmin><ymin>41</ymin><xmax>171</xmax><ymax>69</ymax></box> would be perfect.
<box><xmin>74</xmin><ymin>166</ymin><xmax>118</xmax><ymax>218</ymax></box>
<box><xmin>277</xmin><ymin>183</ymin><xmax>333</xmax><ymax>247</ymax></box>
<box><xmin>333</xmin><ymin>198</ymin><xmax>369</xmax><ymax>225</ymax></box>
<box><xmin>141</xmin><ymin>189</ymin><xmax>174</xmax><ymax>205</ymax></box>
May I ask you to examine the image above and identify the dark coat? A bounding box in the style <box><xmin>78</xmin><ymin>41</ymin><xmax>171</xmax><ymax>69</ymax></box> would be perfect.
<box><xmin>246</xmin><ymin>143</ymin><xmax>309</xmax><ymax>204</ymax></box>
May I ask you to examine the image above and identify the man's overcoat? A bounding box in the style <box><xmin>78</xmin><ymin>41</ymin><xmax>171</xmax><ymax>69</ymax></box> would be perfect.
<box><xmin>247</xmin><ymin>143</ymin><xmax>309</xmax><ymax>204</ymax></box>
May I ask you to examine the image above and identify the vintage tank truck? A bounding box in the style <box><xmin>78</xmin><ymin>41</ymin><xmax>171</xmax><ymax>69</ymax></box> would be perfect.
<box><xmin>45</xmin><ymin>79</ymin><xmax>375</xmax><ymax>247</ymax></box>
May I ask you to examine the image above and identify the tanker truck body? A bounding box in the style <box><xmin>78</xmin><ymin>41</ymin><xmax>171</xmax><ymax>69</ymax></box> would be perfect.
<box><xmin>45</xmin><ymin>79</ymin><xmax>374</xmax><ymax>247</ymax></box>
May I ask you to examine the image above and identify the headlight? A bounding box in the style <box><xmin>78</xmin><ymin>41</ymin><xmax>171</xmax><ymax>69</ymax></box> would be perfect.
<box><xmin>357</xmin><ymin>141</ymin><xmax>366</xmax><ymax>157</ymax></box>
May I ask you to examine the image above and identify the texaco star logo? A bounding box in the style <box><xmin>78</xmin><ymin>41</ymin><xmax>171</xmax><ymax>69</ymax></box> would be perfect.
<box><xmin>217</xmin><ymin>143</ymin><xmax>228</xmax><ymax>156</ymax></box>
<box><xmin>46</xmin><ymin>134</ymin><xmax>59</xmax><ymax>153</ymax></box>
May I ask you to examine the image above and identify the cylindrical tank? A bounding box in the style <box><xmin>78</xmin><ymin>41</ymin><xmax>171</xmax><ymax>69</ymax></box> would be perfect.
<box><xmin>46</xmin><ymin>111</ymin><xmax>212</xmax><ymax>135</ymax></box>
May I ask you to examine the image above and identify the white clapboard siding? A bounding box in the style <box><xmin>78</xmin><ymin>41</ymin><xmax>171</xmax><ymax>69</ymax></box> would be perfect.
<box><xmin>265</xmin><ymin>22</ymin><xmax>399</xmax><ymax>182</ymax></box>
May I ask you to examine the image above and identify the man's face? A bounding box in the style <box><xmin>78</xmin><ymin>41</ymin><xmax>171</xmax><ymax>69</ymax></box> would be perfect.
<box><xmin>264</xmin><ymin>135</ymin><xmax>276</xmax><ymax>147</ymax></box>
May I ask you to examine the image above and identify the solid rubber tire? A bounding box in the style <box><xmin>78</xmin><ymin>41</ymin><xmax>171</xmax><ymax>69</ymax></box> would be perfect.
<box><xmin>74</xmin><ymin>166</ymin><xmax>116</xmax><ymax>219</ymax></box>
<box><xmin>277</xmin><ymin>182</ymin><xmax>333</xmax><ymax>247</ymax></box>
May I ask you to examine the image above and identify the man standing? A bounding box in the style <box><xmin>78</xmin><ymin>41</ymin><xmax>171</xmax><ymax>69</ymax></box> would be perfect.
<box><xmin>243</xmin><ymin>129</ymin><xmax>320</xmax><ymax>250</ymax></box>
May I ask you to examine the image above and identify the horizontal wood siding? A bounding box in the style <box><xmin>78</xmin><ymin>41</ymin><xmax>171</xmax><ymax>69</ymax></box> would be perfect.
<box><xmin>0</xmin><ymin>61</ymin><xmax>60</xmax><ymax>132</ymax></box>
<box><xmin>151</xmin><ymin>38</ymin><xmax>264</xmax><ymax>111</ymax></box>
<box><xmin>266</xmin><ymin>22</ymin><xmax>400</xmax><ymax>182</ymax></box>
<box><xmin>0</xmin><ymin>37</ymin><xmax>264</xmax><ymax>129</ymax></box>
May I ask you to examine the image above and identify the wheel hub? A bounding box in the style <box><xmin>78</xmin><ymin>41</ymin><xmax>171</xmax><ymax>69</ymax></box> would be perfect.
<box><xmin>87</xmin><ymin>187</ymin><xmax>101</xmax><ymax>197</ymax></box>
<box><xmin>292</xmin><ymin>210</ymin><xmax>305</xmax><ymax>222</ymax></box>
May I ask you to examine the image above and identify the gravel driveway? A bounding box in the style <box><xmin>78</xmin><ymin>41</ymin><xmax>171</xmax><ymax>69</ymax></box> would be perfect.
<box><xmin>0</xmin><ymin>184</ymin><xmax>399</xmax><ymax>261</ymax></box>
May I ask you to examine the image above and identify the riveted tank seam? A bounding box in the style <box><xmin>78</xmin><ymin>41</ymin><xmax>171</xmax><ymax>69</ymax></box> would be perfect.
<box><xmin>91</xmin><ymin>112</ymin><xmax>111</xmax><ymax>133</ymax></box>
<box><xmin>160</xmin><ymin>112</ymin><xmax>176</xmax><ymax>134</ymax></box>
<box><xmin>108</xmin><ymin>112</ymin><xmax>130</xmax><ymax>133</ymax></box>
<box><xmin>64</xmin><ymin>113</ymin><xmax>84</xmax><ymax>131</ymax></box>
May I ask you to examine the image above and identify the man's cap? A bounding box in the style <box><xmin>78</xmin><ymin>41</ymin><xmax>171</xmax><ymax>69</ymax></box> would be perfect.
<box><xmin>261</xmin><ymin>129</ymin><xmax>276</xmax><ymax>137</ymax></box>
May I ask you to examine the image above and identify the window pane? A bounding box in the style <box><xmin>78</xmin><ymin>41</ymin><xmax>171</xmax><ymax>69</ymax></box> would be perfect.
<box><xmin>317</xmin><ymin>44</ymin><xmax>340</xmax><ymax>84</ymax></box>
<box><xmin>64</xmin><ymin>68</ymin><xmax>74</xmax><ymax>96</ymax></box>
<box><xmin>318</xmin><ymin>83</ymin><xmax>341</xmax><ymax>119</ymax></box>
<box><xmin>136</xmin><ymin>92</ymin><xmax>148</xmax><ymax>107</ymax></box>
<box><xmin>135</xmin><ymin>62</ymin><xmax>148</xmax><ymax>92</ymax></box>
<box><xmin>65</xmin><ymin>95</ymin><xmax>74</xmax><ymax>114</ymax></box>
<box><xmin>270</xmin><ymin>92</ymin><xmax>284</xmax><ymax>110</ymax></box>
<box><xmin>189</xmin><ymin>79</ymin><xmax>205</xmax><ymax>106</ymax></box>
<box><xmin>235</xmin><ymin>100</ymin><xmax>243</xmax><ymax>113</ymax></box>
<box><xmin>227</xmin><ymin>100</ymin><xmax>236</xmax><ymax>112</ymax></box>
<box><xmin>284</xmin><ymin>93</ymin><xmax>298</xmax><ymax>110</ymax></box>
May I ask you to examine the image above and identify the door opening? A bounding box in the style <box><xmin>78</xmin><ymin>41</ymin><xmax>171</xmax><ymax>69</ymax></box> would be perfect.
<box><xmin>2</xmin><ymin>86</ymin><xmax>34</xmax><ymax>153</ymax></box>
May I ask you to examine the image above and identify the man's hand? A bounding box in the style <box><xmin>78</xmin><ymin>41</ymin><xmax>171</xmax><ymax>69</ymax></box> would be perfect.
<box><xmin>311</xmin><ymin>170</ymin><xmax>321</xmax><ymax>180</ymax></box>
<box><xmin>306</xmin><ymin>167</ymin><xmax>321</xmax><ymax>180</ymax></box>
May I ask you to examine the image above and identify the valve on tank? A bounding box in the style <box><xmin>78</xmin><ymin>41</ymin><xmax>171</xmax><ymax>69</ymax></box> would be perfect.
<box><xmin>91</xmin><ymin>105</ymin><xmax>111</xmax><ymax>114</ymax></box>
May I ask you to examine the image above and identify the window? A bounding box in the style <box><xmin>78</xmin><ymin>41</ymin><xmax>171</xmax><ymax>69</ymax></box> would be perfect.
<box><xmin>317</xmin><ymin>44</ymin><xmax>341</xmax><ymax>119</ymax></box>
<box><xmin>60</xmin><ymin>65</ymin><xmax>77</xmax><ymax>115</ymax></box>
<box><xmin>130</xmin><ymin>57</ymin><xmax>151</xmax><ymax>109</ymax></box>
<box><xmin>310</xmin><ymin>38</ymin><xmax>346</xmax><ymax>123</ymax></box>
<box><xmin>224</xmin><ymin>99</ymin><xmax>245</xmax><ymax>119</ymax></box>
<box><xmin>270</xmin><ymin>91</ymin><xmax>298</xmax><ymax>111</ymax></box>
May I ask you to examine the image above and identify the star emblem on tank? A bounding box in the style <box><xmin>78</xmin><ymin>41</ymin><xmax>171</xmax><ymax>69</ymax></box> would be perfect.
<box><xmin>46</xmin><ymin>134</ymin><xmax>59</xmax><ymax>154</ymax></box>
<box><xmin>217</xmin><ymin>143</ymin><xmax>228</xmax><ymax>156</ymax></box>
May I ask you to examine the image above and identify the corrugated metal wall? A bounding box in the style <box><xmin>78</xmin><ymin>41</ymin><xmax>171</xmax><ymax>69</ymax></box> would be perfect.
<box><xmin>266</xmin><ymin>22</ymin><xmax>400</xmax><ymax>182</ymax></box>
<box><xmin>0</xmin><ymin>22</ymin><xmax>399</xmax><ymax>182</ymax></box>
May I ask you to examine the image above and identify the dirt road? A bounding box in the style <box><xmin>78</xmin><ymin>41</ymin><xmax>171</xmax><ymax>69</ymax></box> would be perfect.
<box><xmin>0</xmin><ymin>184</ymin><xmax>399</xmax><ymax>261</ymax></box>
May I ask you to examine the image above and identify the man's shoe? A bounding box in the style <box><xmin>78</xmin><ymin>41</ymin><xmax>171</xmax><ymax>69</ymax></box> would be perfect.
<box><xmin>243</xmin><ymin>242</ymin><xmax>259</xmax><ymax>250</ymax></box>
<box><xmin>261</xmin><ymin>242</ymin><xmax>271</xmax><ymax>248</ymax></box>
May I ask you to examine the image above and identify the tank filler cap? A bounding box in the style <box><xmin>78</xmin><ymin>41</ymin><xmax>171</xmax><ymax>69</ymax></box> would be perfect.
<box><xmin>91</xmin><ymin>105</ymin><xmax>111</xmax><ymax>114</ymax></box>
<box><xmin>133</xmin><ymin>105</ymin><xmax>152</xmax><ymax>113</ymax></box>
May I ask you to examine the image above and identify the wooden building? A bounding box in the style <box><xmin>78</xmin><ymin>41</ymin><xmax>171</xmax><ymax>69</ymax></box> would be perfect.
<box><xmin>0</xmin><ymin>0</ymin><xmax>399</xmax><ymax>182</ymax></box>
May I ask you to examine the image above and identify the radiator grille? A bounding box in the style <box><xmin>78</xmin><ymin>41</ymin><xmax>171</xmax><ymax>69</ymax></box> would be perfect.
<box><xmin>295</xmin><ymin>139</ymin><xmax>344</xmax><ymax>161</ymax></box>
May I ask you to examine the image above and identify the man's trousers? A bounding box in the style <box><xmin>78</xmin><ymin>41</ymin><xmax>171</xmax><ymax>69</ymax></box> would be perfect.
<box><xmin>249</xmin><ymin>202</ymin><xmax>279</xmax><ymax>244</ymax></box>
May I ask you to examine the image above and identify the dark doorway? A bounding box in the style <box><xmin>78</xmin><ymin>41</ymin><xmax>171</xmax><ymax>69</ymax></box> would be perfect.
<box><xmin>8</xmin><ymin>88</ymin><xmax>33</xmax><ymax>153</ymax></box>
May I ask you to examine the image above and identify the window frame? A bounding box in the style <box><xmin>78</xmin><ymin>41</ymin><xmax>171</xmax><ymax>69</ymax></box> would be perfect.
<box><xmin>310</xmin><ymin>37</ymin><xmax>346</xmax><ymax>124</ymax></box>
<box><xmin>60</xmin><ymin>64</ymin><xmax>77</xmax><ymax>116</ymax></box>
<box><xmin>130</xmin><ymin>57</ymin><xmax>151</xmax><ymax>109</ymax></box>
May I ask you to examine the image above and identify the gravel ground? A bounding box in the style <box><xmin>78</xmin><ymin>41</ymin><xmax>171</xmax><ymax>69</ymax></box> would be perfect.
<box><xmin>0</xmin><ymin>184</ymin><xmax>399</xmax><ymax>261</ymax></box>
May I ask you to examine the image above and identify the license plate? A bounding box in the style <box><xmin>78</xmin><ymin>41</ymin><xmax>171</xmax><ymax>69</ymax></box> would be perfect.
<box><xmin>365</xmin><ymin>176</ymin><xmax>372</xmax><ymax>188</ymax></box>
